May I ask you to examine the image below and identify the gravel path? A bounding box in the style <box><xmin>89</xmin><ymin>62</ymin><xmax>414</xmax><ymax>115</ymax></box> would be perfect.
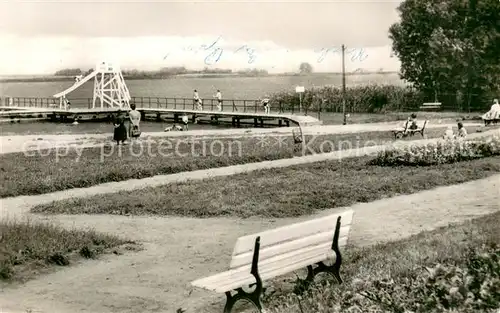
<box><xmin>0</xmin><ymin>121</ymin><xmax>484</xmax><ymax>154</ymax></box>
<box><xmin>1</xmin><ymin>128</ymin><xmax>497</xmax><ymax>206</ymax></box>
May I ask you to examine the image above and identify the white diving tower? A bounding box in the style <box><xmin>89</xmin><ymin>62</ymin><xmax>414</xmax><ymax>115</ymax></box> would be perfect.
<box><xmin>53</xmin><ymin>61</ymin><xmax>131</xmax><ymax>110</ymax></box>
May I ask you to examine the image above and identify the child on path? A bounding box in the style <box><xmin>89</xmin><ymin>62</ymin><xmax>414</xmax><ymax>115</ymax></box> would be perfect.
<box><xmin>408</xmin><ymin>113</ymin><xmax>418</xmax><ymax>130</ymax></box>
<box><xmin>443</xmin><ymin>126</ymin><xmax>454</xmax><ymax>140</ymax></box>
<box><xmin>457</xmin><ymin>122</ymin><xmax>467</xmax><ymax>139</ymax></box>
<box><xmin>182</xmin><ymin>114</ymin><xmax>189</xmax><ymax>131</ymax></box>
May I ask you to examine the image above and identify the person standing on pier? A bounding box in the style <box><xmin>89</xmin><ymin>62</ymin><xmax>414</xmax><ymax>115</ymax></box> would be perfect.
<box><xmin>128</xmin><ymin>103</ymin><xmax>141</xmax><ymax>139</ymax></box>
<box><xmin>63</xmin><ymin>96</ymin><xmax>71</xmax><ymax>111</ymax></box>
<box><xmin>214</xmin><ymin>89</ymin><xmax>222</xmax><ymax>111</ymax></box>
<box><xmin>194</xmin><ymin>89</ymin><xmax>203</xmax><ymax>111</ymax></box>
<box><xmin>261</xmin><ymin>97</ymin><xmax>270</xmax><ymax>114</ymax></box>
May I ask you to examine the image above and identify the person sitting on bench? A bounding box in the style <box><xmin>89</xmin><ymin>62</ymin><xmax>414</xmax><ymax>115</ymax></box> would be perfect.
<box><xmin>483</xmin><ymin>99</ymin><xmax>500</xmax><ymax>120</ymax></box>
<box><xmin>408</xmin><ymin>113</ymin><xmax>418</xmax><ymax>130</ymax></box>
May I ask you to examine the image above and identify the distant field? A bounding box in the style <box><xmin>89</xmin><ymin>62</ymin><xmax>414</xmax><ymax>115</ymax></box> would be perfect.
<box><xmin>0</xmin><ymin>73</ymin><xmax>406</xmax><ymax>100</ymax></box>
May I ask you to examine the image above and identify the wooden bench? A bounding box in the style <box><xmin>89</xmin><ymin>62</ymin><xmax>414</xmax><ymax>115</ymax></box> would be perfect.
<box><xmin>483</xmin><ymin>112</ymin><xmax>500</xmax><ymax>126</ymax></box>
<box><xmin>292</xmin><ymin>125</ymin><xmax>305</xmax><ymax>152</ymax></box>
<box><xmin>392</xmin><ymin>120</ymin><xmax>428</xmax><ymax>139</ymax></box>
<box><xmin>420</xmin><ymin>102</ymin><xmax>442</xmax><ymax>111</ymax></box>
<box><xmin>191</xmin><ymin>210</ymin><xmax>354</xmax><ymax>313</ymax></box>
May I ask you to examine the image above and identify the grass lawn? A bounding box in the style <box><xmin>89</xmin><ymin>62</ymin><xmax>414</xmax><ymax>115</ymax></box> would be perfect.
<box><xmin>0</xmin><ymin>127</ymin><xmax>449</xmax><ymax>198</ymax></box>
<box><xmin>32</xmin><ymin>155</ymin><xmax>500</xmax><ymax>218</ymax></box>
<box><xmin>267</xmin><ymin>211</ymin><xmax>500</xmax><ymax>313</ymax></box>
<box><xmin>0</xmin><ymin>218</ymin><xmax>135</xmax><ymax>283</ymax></box>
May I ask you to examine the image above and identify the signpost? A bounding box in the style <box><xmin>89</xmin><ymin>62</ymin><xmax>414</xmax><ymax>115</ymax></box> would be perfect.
<box><xmin>341</xmin><ymin>44</ymin><xmax>347</xmax><ymax>125</ymax></box>
<box><xmin>295</xmin><ymin>86</ymin><xmax>305</xmax><ymax>113</ymax></box>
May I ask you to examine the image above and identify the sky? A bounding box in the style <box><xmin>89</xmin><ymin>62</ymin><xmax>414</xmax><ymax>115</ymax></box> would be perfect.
<box><xmin>0</xmin><ymin>0</ymin><xmax>403</xmax><ymax>75</ymax></box>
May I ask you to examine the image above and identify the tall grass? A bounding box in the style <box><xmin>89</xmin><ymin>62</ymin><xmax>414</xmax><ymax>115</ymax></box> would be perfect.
<box><xmin>269</xmin><ymin>85</ymin><xmax>426</xmax><ymax>113</ymax></box>
<box><xmin>0</xmin><ymin>218</ymin><xmax>133</xmax><ymax>282</ymax></box>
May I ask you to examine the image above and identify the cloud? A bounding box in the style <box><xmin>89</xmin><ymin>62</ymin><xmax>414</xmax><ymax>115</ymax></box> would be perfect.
<box><xmin>0</xmin><ymin>35</ymin><xmax>400</xmax><ymax>75</ymax></box>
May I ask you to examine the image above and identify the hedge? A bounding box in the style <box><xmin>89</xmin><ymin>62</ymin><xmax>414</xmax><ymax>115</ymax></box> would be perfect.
<box><xmin>370</xmin><ymin>136</ymin><xmax>500</xmax><ymax>166</ymax></box>
<box><xmin>269</xmin><ymin>85</ymin><xmax>426</xmax><ymax>113</ymax></box>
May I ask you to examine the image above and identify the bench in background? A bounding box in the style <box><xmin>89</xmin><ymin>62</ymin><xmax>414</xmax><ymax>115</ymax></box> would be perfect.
<box><xmin>420</xmin><ymin>102</ymin><xmax>442</xmax><ymax>111</ymax></box>
<box><xmin>483</xmin><ymin>112</ymin><xmax>500</xmax><ymax>126</ymax></box>
<box><xmin>392</xmin><ymin>120</ymin><xmax>428</xmax><ymax>139</ymax></box>
<box><xmin>191</xmin><ymin>209</ymin><xmax>355</xmax><ymax>313</ymax></box>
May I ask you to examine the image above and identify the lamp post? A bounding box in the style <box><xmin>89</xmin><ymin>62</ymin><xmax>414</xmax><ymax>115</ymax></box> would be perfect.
<box><xmin>342</xmin><ymin>44</ymin><xmax>347</xmax><ymax>125</ymax></box>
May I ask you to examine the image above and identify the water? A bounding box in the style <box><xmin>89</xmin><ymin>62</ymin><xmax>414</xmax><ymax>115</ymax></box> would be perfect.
<box><xmin>0</xmin><ymin>74</ymin><xmax>403</xmax><ymax>135</ymax></box>
<box><xmin>0</xmin><ymin>74</ymin><xmax>404</xmax><ymax>99</ymax></box>
<box><xmin>0</xmin><ymin>120</ymin><xmax>239</xmax><ymax>136</ymax></box>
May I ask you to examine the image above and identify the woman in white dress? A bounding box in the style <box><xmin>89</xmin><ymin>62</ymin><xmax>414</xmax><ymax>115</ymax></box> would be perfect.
<box><xmin>483</xmin><ymin>99</ymin><xmax>500</xmax><ymax>120</ymax></box>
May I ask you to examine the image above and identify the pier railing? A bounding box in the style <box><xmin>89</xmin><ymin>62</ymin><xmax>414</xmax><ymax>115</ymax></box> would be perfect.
<box><xmin>0</xmin><ymin>96</ymin><xmax>323</xmax><ymax>119</ymax></box>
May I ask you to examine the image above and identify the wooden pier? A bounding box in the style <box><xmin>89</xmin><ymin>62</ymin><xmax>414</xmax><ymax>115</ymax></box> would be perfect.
<box><xmin>0</xmin><ymin>97</ymin><xmax>322</xmax><ymax>127</ymax></box>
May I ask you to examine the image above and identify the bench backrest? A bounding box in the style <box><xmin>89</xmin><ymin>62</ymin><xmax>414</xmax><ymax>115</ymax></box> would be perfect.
<box><xmin>229</xmin><ymin>210</ymin><xmax>354</xmax><ymax>270</ymax></box>
<box><xmin>422</xmin><ymin>102</ymin><xmax>442</xmax><ymax>106</ymax></box>
<box><xmin>420</xmin><ymin>119</ymin><xmax>428</xmax><ymax>131</ymax></box>
<box><xmin>402</xmin><ymin>119</ymin><xmax>409</xmax><ymax>132</ymax></box>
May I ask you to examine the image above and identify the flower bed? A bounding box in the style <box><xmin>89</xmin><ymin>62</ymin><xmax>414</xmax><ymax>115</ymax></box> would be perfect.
<box><xmin>371</xmin><ymin>136</ymin><xmax>500</xmax><ymax>166</ymax></box>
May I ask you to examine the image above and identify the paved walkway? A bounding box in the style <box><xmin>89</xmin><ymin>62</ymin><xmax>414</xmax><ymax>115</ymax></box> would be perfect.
<box><xmin>0</xmin><ymin>121</ymin><xmax>484</xmax><ymax>154</ymax></box>
<box><xmin>1</xmin><ymin>128</ymin><xmax>498</xmax><ymax>214</ymax></box>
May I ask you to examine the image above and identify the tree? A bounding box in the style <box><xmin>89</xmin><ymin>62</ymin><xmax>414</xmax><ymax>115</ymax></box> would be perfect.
<box><xmin>54</xmin><ymin>68</ymin><xmax>82</xmax><ymax>76</ymax></box>
<box><xmin>159</xmin><ymin>66</ymin><xmax>187</xmax><ymax>75</ymax></box>
<box><xmin>84</xmin><ymin>68</ymin><xmax>93</xmax><ymax>76</ymax></box>
<box><xmin>299</xmin><ymin>62</ymin><xmax>313</xmax><ymax>74</ymax></box>
<box><xmin>389</xmin><ymin>0</ymin><xmax>500</xmax><ymax>111</ymax></box>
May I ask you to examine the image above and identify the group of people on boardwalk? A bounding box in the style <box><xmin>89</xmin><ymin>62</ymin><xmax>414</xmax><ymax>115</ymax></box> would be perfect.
<box><xmin>193</xmin><ymin>89</ymin><xmax>223</xmax><ymax>112</ymax></box>
<box><xmin>113</xmin><ymin>103</ymin><xmax>142</xmax><ymax>145</ymax></box>
<box><xmin>193</xmin><ymin>89</ymin><xmax>271</xmax><ymax>114</ymax></box>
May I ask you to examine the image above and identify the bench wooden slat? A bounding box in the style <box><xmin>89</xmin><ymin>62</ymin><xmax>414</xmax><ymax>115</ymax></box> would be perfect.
<box><xmin>195</xmin><ymin>235</ymin><xmax>350</xmax><ymax>289</ymax></box>
<box><xmin>393</xmin><ymin>120</ymin><xmax>428</xmax><ymax>135</ymax></box>
<box><xmin>215</xmin><ymin>244</ymin><xmax>339</xmax><ymax>293</ymax></box>
<box><xmin>192</xmin><ymin>236</ymin><xmax>348</xmax><ymax>293</ymax></box>
<box><xmin>420</xmin><ymin>102</ymin><xmax>441</xmax><ymax>110</ymax></box>
<box><xmin>229</xmin><ymin>225</ymin><xmax>351</xmax><ymax>269</ymax></box>
<box><xmin>231</xmin><ymin>210</ymin><xmax>354</xmax><ymax>257</ymax></box>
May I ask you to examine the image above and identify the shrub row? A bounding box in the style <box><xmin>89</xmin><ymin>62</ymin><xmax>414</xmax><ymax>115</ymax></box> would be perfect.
<box><xmin>270</xmin><ymin>245</ymin><xmax>500</xmax><ymax>313</ymax></box>
<box><xmin>269</xmin><ymin>85</ymin><xmax>426</xmax><ymax>113</ymax></box>
<box><xmin>371</xmin><ymin>136</ymin><xmax>500</xmax><ymax>166</ymax></box>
